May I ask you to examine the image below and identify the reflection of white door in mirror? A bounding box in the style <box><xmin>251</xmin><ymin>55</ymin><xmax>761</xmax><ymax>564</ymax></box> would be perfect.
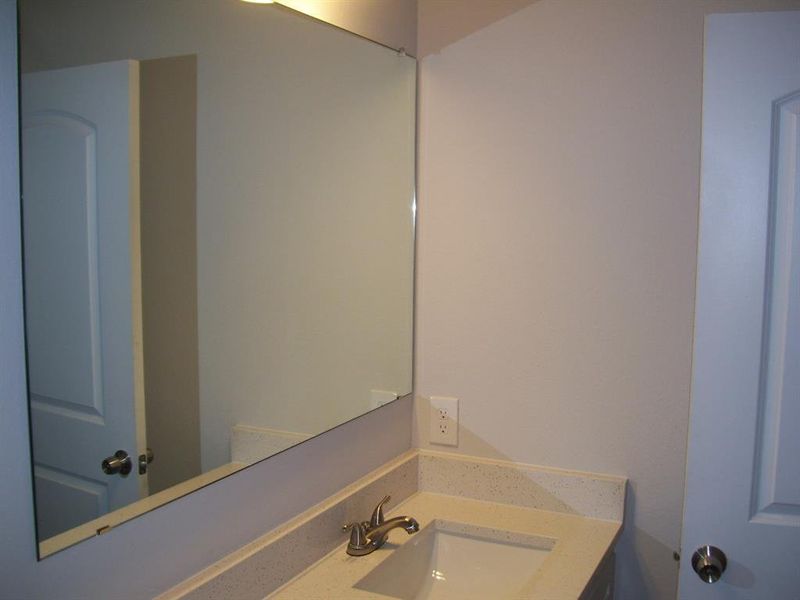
<box><xmin>22</xmin><ymin>60</ymin><xmax>147</xmax><ymax>544</ymax></box>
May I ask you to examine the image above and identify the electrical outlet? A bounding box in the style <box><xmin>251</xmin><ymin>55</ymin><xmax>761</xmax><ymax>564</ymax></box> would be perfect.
<box><xmin>429</xmin><ymin>396</ymin><xmax>458</xmax><ymax>446</ymax></box>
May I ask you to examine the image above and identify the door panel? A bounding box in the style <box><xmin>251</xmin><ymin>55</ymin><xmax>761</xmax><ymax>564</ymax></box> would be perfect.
<box><xmin>32</xmin><ymin>467</ymin><xmax>107</xmax><ymax>540</ymax></box>
<box><xmin>754</xmin><ymin>93</ymin><xmax>800</xmax><ymax>522</ymax></box>
<box><xmin>679</xmin><ymin>11</ymin><xmax>800</xmax><ymax>599</ymax></box>
<box><xmin>23</xmin><ymin>112</ymin><xmax>103</xmax><ymax>419</ymax></box>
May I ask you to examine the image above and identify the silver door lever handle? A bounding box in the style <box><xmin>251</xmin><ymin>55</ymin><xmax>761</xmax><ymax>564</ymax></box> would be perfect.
<box><xmin>101</xmin><ymin>450</ymin><xmax>132</xmax><ymax>476</ymax></box>
<box><xmin>691</xmin><ymin>545</ymin><xmax>727</xmax><ymax>583</ymax></box>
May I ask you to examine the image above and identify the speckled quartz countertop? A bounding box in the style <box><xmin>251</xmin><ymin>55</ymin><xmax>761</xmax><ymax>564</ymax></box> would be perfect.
<box><xmin>159</xmin><ymin>450</ymin><xmax>625</xmax><ymax>600</ymax></box>
<box><xmin>267</xmin><ymin>491</ymin><xmax>622</xmax><ymax>600</ymax></box>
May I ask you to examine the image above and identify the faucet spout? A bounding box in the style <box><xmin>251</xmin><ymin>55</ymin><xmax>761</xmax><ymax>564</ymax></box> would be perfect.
<box><xmin>367</xmin><ymin>516</ymin><xmax>420</xmax><ymax>544</ymax></box>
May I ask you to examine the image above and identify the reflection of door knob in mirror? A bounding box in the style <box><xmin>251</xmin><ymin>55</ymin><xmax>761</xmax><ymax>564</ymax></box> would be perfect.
<box><xmin>138</xmin><ymin>448</ymin><xmax>154</xmax><ymax>475</ymax></box>
<box><xmin>101</xmin><ymin>450</ymin><xmax>132</xmax><ymax>476</ymax></box>
<box><xmin>691</xmin><ymin>545</ymin><xmax>727</xmax><ymax>583</ymax></box>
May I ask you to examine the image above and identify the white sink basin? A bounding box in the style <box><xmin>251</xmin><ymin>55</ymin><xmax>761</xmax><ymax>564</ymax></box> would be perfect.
<box><xmin>354</xmin><ymin>520</ymin><xmax>555</xmax><ymax>600</ymax></box>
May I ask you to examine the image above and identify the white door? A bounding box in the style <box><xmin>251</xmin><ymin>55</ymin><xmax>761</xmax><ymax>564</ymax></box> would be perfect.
<box><xmin>22</xmin><ymin>60</ymin><xmax>147</xmax><ymax>541</ymax></box>
<box><xmin>680</xmin><ymin>11</ymin><xmax>800</xmax><ymax>599</ymax></box>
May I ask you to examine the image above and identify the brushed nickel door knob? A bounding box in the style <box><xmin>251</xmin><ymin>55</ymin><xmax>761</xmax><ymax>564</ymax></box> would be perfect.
<box><xmin>101</xmin><ymin>450</ymin><xmax>132</xmax><ymax>476</ymax></box>
<box><xmin>691</xmin><ymin>545</ymin><xmax>727</xmax><ymax>583</ymax></box>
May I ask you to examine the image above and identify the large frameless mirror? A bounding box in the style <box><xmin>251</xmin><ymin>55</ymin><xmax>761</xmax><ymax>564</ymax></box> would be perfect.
<box><xmin>18</xmin><ymin>0</ymin><xmax>415</xmax><ymax>557</ymax></box>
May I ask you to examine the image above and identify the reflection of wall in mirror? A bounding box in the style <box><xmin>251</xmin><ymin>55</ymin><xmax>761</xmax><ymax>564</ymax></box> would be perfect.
<box><xmin>140</xmin><ymin>55</ymin><xmax>201</xmax><ymax>495</ymax></box>
<box><xmin>21</xmin><ymin>0</ymin><xmax>415</xmax><ymax>478</ymax></box>
<box><xmin>279</xmin><ymin>0</ymin><xmax>418</xmax><ymax>56</ymax></box>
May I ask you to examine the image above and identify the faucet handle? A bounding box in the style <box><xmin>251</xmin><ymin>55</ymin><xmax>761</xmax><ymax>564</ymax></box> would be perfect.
<box><xmin>370</xmin><ymin>495</ymin><xmax>391</xmax><ymax>528</ymax></box>
<box><xmin>343</xmin><ymin>521</ymin><xmax>368</xmax><ymax>551</ymax></box>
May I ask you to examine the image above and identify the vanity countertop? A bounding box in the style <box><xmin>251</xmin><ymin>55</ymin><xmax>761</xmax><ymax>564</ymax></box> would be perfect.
<box><xmin>268</xmin><ymin>491</ymin><xmax>622</xmax><ymax>600</ymax></box>
<box><xmin>159</xmin><ymin>450</ymin><xmax>625</xmax><ymax>600</ymax></box>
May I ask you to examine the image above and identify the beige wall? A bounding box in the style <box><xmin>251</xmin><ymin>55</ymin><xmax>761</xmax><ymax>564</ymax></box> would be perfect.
<box><xmin>417</xmin><ymin>0</ymin><xmax>535</xmax><ymax>58</ymax></box>
<box><xmin>414</xmin><ymin>1</ymin><xmax>800</xmax><ymax>598</ymax></box>
<box><xmin>140</xmin><ymin>55</ymin><xmax>201</xmax><ymax>494</ymax></box>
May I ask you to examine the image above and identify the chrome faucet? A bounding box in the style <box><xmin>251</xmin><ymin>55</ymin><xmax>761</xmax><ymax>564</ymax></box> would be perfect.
<box><xmin>343</xmin><ymin>495</ymin><xmax>419</xmax><ymax>556</ymax></box>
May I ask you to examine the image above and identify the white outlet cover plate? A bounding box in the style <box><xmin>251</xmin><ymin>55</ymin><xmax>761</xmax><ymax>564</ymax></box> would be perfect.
<box><xmin>430</xmin><ymin>396</ymin><xmax>458</xmax><ymax>446</ymax></box>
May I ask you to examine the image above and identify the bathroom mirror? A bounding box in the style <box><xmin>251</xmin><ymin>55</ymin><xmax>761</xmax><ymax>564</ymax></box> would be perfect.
<box><xmin>19</xmin><ymin>0</ymin><xmax>415</xmax><ymax>558</ymax></box>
